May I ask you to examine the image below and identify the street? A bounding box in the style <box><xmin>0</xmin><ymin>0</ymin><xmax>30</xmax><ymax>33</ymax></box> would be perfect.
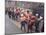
<box><xmin>5</xmin><ymin>14</ymin><xmax>24</xmax><ymax>34</ymax></box>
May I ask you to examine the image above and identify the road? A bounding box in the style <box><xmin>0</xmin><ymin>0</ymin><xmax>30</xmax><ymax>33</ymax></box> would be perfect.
<box><xmin>5</xmin><ymin>14</ymin><xmax>24</xmax><ymax>34</ymax></box>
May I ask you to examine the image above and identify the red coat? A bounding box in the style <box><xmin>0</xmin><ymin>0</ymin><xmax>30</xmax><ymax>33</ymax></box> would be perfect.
<box><xmin>28</xmin><ymin>16</ymin><xmax>36</xmax><ymax>30</ymax></box>
<box><xmin>31</xmin><ymin>16</ymin><xmax>36</xmax><ymax>23</ymax></box>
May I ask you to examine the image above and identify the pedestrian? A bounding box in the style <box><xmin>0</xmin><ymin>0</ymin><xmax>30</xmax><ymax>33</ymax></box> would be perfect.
<box><xmin>14</xmin><ymin>7</ymin><xmax>16</xmax><ymax>20</ymax></box>
<box><xmin>27</xmin><ymin>16</ymin><xmax>36</xmax><ymax>33</ymax></box>
<box><xmin>15</xmin><ymin>8</ymin><xmax>20</xmax><ymax>21</ymax></box>
<box><xmin>24</xmin><ymin>10</ymin><xmax>32</xmax><ymax>33</ymax></box>
<box><xmin>20</xmin><ymin>13</ymin><xmax>27</xmax><ymax>32</ymax></box>
<box><xmin>38</xmin><ymin>16</ymin><xmax>44</xmax><ymax>32</ymax></box>
<box><xmin>8</xmin><ymin>8</ymin><xmax>11</xmax><ymax>18</ymax></box>
<box><xmin>11</xmin><ymin>8</ymin><xmax>15</xmax><ymax>20</ymax></box>
<box><xmin>35</xmin><ymin>14</ymin><xmax>40</xmax><ymax>32</ymax></box>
